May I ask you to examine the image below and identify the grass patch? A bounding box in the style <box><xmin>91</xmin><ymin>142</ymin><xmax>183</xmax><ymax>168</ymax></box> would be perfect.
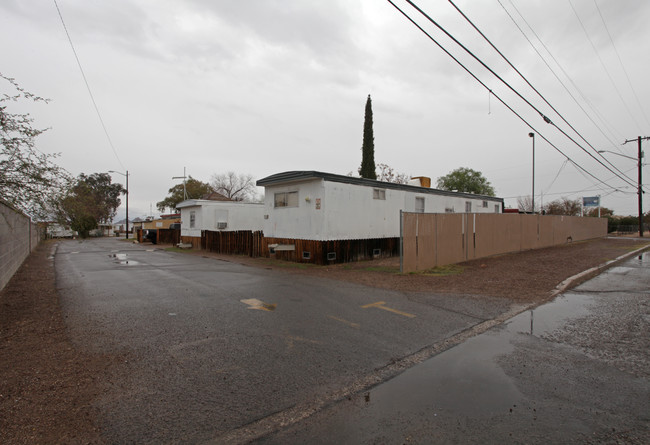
<box><xmin>411</xmin><ymin>264</ymin><xmax>464</xmax><ymax>276</ymax></box>
<box><xmin>164</xmin><ymin>247</ymin><xmax>188</xmax><ymax>253</ymax></box>
<box><xmin>361</xmin><ymin>266</ymin><xmax>400</xmax><ymax>273</ymax></box>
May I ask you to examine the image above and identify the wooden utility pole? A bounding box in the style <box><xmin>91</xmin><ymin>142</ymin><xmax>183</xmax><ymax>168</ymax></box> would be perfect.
<box><xmin>623</xmin><ymin>136</ymin><xmax>648</xmax><ymax>237</ymax></box>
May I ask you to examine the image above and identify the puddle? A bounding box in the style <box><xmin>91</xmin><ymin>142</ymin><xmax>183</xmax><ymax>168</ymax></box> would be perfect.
<box><xmin>359</xmin><ymin>292</ymin><xmax>599</xmax><ymax>420</ymax></box>
<box><xmin>365</xmin><ymin>329</ymin><xmax>521</xmax><ymax>418</ymax></box>
<box><xmin>110</xmin><ymin>253</ymin><xmax>140</xmax><ymax>266</ymax></box>
<box><xmin>506</xmin><ymin>293</ymin><xmax>595</xmax><ymax>337</ymax></box>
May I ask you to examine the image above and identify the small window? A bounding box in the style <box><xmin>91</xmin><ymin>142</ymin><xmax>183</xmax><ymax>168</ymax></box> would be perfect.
<box><xmin>302</xmin><ymin>251</ymin><xmax>311</xmax><ymax>260</ymax></box>
<box><xmin>445</xmin><ymin>207</ymin><xmax>454</xmax><ymax>213</ymax></box>
<box><xmin>482</xmin><ymin>201</ymin><xmax>488</xmax><ymax>208</ymax></box>
<box><xmin>373</xmin><ymin>248</ymin><xmax>381</xmax><ymax>257</ymax></box>
<box><xmin>274</xmin><ymin>191</ymin><xmax>299</xmax><ymax>208</ymax></box>
<box><xmin>327</xmin><ymin>252</ymin><xmax>336</xmax><ymax>261</ymax></box>
<box><xmin>373</xmin><ymin>189</ymin><xmax>386</xmax><ymax>200</ymax></box>
<box><xmin>415</xmin><ymin>197</ymin><xmax>425</xmax><ymax>213</ymax></box>
<box><xmin>494</xmin><ymin>204</ymin><xmax>500</xmax><ymax>213</ymax></box>
<box><xmin>190</xmin><ymin>211</ymin><xmax>196</xmax><ymax>228</ymax></box>
<box><xmin>465</xmin><ymin>202</ymin><xmax>472</xmax><ymax>213</ymax></box>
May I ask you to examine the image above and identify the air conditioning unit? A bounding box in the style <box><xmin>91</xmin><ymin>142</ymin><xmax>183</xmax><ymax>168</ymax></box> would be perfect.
<box><xmin>217</xmin><ymin>222</ymin><xmax>227</xmax><ymax>229</ymax></box>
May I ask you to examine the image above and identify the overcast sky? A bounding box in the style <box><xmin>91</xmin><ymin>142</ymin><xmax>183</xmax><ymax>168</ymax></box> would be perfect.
<box><xmin>2</xmin><ymin>0</ymin><xmax>649</xmax><ymax>219</ymax></box>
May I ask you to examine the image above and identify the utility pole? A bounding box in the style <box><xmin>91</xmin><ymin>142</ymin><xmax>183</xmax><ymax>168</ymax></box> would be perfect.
<box><xmin>623</xmin><ymin>136</ymin><xmax>648</xmax><ymax>237</ymax></box>
<box><xmin>172</xmin><ymin>167</ymin><xmax>188</xmax><ymax>201</ymax></box>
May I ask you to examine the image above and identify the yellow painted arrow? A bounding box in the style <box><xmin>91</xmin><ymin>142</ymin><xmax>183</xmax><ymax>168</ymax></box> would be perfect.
<box><xmin>361</xmin><ymin>301</ymin><xmax>415</xmax><ymax>318</ymax></box>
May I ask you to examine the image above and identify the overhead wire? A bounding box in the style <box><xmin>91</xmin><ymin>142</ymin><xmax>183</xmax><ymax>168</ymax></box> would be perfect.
<box><xmin>444</xmin><ymin>0</ymin><xmax>636</xmax><ymax>189</ymax></box>
<box><xmin>53</xmin><ymin>0</ymin><xmax>125</xmax><ymax>170</ymax></box>
<box><xmin>499</xmin><ymin>0</ymin><xmax>624</xmax><ymax>149</ymax></box>
<box><xmin>392</xmin><ymin>0</ymin><xmax>637</xmax><ymax>190</ymax></box>
<box><xmin>593</xmin><ymin>0</ymin><xmax>650</xmax><ymax>128</ymax></box>
<box><xmin>567</xmin><ymin>0</ymin><xmax>644</xmax><ymax>134</ymax></box>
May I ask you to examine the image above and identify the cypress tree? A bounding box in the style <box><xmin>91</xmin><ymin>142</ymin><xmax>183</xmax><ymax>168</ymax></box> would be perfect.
<box><xmin>359</xmin><ymin>94</ymin><xmax>377</xmax><ymax>180</ymax></box>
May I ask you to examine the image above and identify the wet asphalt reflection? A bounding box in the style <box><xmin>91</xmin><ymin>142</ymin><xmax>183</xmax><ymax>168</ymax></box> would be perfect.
<box><xmin>258</xmin><ymin>250</ymin><xmax>650</xmax><ymax>444</ymax></box>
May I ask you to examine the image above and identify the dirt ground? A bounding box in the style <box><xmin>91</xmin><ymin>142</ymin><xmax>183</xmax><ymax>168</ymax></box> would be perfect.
<box><xmin>1</xmin><ymin>237</ymin><xmax>648</xmax><ymax>444</ymax></box>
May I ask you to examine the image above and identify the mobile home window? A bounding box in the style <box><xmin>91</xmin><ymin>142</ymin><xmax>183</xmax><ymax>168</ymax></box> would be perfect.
<box><xmin>482</xmin><ymin>201</ymin><xmax>488</xmax><ymax>208</ymax></box>
<box><xmin>190</xmin><ymin>211</ymin><xmax>196</xmax><ymax>228</ymax></box>
<box><xmin>494</xmin><ymin>204</ymin><xmax>500</xmax><ymax>213</ymax></box>
<box><xmin>415</xmin><ymin>197</ymin><xmax>425</xmax><ymax>213</ymax></box>
<box><xmin>445</xmin><ymin>207</ymin><xmax>454</xmax><ymax>213</ymax></box>
<box><xmin>465</xmin><ymin>202</ymin><xmax>472</xmax><ymax>213</ymax></box>
<box><xmin>274</xmin><ymin>191</ymin><xmax>299</xmax><ymax>208</ymax></box>
<box><xmin>373</xmin><ymin>189</ymin><xmax>386</xmax><ymax>200</ymax></box>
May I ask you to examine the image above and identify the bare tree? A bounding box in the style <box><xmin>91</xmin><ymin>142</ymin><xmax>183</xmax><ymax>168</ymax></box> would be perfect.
<box><xmin>543</xmin><ymin>197</ymin><xmax>582</xmax><ymax>216</ymax></box>
<box><xmin>210</xmin><ymin>172</ymin><xmax>257</xmax><ymax>202</ymax></box>
<box><xmin>376</xmin><ymin>163</ymin><xmax>410</xmax><ymax>184</ymax></box>
<box><xmin>1</xmin><ymin>74</ymin><xmax>71</xmax><ymax>219</ymax></box>
<box><xmin>517</xmin><ymin>196</ymin><xmax>537</xmax><ymax>213</ymax></box>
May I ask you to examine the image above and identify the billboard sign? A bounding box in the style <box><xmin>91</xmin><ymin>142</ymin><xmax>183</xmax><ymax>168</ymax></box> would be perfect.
<box><xmin>582</xmin><ymin>196</ymin><xmax>600</xmax><ymax>207</ymax></box>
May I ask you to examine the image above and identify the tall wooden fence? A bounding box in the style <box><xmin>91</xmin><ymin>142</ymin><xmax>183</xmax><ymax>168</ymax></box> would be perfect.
<box><xmin>401</xmin><ymin>212</ymin><xmax>608</xmax><ymax>273</ymax></box>
<box><xmin>202</xmin><ymin>230</ymin><xmax>263</xmax><ymax>257</ymax></box>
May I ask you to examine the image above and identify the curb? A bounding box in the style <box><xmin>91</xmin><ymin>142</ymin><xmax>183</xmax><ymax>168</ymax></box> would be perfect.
<box><xmin>550</xmin><ymin>243</ymin><xmax>650</xmax><ymax>298</ymax></box>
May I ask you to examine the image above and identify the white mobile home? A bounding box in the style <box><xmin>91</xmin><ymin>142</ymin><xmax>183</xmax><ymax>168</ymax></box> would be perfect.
<box><xmin>257</xmin><ymin>171</ymin><xmax>503</xmax><ymax>241</ymax></box>
<box><xmin>176</xmin><ymin>199</ymin><xmax>264</xmax><ymax>241</ymax></box>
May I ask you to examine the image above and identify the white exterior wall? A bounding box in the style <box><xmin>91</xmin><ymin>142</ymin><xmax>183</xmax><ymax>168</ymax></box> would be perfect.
<box><xmin>179</xmin><ymin>201</ymin><xmax>264</xmax><ymax>237</ymax></box>
<box><xmin>263</xmin><ymin>179</ymin><xmax>501</xmax><ymax>240</ymax></box>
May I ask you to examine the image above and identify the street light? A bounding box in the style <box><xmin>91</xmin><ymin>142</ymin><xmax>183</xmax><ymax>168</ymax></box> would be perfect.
<box><xmin>529</xmin><ymin>132</ymin><xmax>535</xmax><ymax>213</ymax></box>
<box><xmin>109</xmin><ymin>170</ymin><xmax>129</xmax><ymax>239</ymax></box>
<box><xmin>598</xmin><ymin>146</ymin><xmax>644</xmax><ymax>237</ymax></box>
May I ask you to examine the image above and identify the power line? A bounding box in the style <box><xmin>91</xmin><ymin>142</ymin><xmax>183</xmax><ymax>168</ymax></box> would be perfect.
<box><xmin>392</xmin><ymin>0</ymin><xmax>637</xmax><ymax>190</ymax></box>
<box><xmin>567</xmin><ymin>0</ymin><xmax>644</xmax><ymax>134</ymax></box>
<box><xmin>53</xmin><ymin>0</ymin><xmax>125</xmax><ymax>170</ymax></box>
<box><xmin>444</xmin><ymin>0</ymin><xmax>636</xmax><ymax>190</ymax></box>
<box><xmin>593</xmin><ymin>0</ymin><xmax>650</xmax><ymax>128</ymax></box>
<box><xmin>498</xmin><ymin>0</ymin><xmax>624</xmax><ymax>149</ymax></box>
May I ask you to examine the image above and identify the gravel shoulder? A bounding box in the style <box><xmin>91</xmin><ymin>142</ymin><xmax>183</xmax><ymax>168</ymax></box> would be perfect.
<box><xmin>1</xmin><ymin>236</ymin><xmax>648</xmax><ymax>443</ymax></box>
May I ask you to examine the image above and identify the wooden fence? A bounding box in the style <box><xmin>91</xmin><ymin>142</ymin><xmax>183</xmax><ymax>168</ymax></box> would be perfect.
<box><xmin>262</xmin><ymin>237</ymin><xmax>400</xmax><ymax>265</ymax></box>
<box><xmin>135</xmin><ymin>228</ymin><xmax>180</xmax><ymax>245</ymax></box>
<box><xmin>202</xmin><ymin>230</ymin><xmax>263</xmax><ymax>256</ymax></box>
<box><xmin>401</xmin><ymin>212</ymin><xmax>608</xmax><ymax>273</ymax></box>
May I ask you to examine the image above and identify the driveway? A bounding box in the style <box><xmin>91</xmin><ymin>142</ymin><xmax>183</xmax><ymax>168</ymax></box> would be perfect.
<box><xmin>55</xmin><ymin>238</ymin><xmax>512</xmax><ymax>443</ymax></box>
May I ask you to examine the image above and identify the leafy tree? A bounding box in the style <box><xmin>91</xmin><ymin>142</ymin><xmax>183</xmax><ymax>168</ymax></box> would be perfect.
<box><xmin>157</xmin><ymin>176</ymin><xmax>214</xmax><ymax>212</ymax></box>
<box><xmin>210</xmin><ymin>172</ymin><xmax>258</xmax><ymax>202</ymax></box>
<box><xmin>543</xmin><ymin>198</ymin><xmax>582</xmax><ymax>216</ymax></box>
<box><xmin>358</xmin><ymin>94</ymin><xmax>376</xmax><ymax>180</ymax></box>
<box><xmin>56</xmin><ymin>173</ymin><xmax>124</xmax><ymax>237</ymax></box>
<box><xmin>1</xmin><ymin>74</ymin><xmax>70</xmax><ymax>219</ymax></box>
<box><xmin>436</xmin><ymin>167</ymin><xmax>495</xmax><ymax>196</ymax></box>
<box><xmin>376</xmin><ymin>163</ymin><xmax>409</xmax><ymax>184</ymax></box>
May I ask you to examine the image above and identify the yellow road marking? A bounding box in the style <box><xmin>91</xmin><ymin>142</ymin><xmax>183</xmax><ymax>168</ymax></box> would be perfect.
<box><xmin>361</xmin><ymin>301</ymin><xmax>416</xmax><ymax>318</ymax></box>
<box><xmin>327</xmin><ymin>315</ymin><xmax>360</xmax><ymax>329</ymax></box>
<box><xmin>240</xmin><ymin>298</ymin><xmax>277</xmax><ymax>311</ymax></box>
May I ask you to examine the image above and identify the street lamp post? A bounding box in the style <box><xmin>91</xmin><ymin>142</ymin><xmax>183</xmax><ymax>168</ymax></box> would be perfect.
<box><xmin>109</xmin><ymin>170</ymin><xmax>129</xmax><ymax>239</ymax></box>
<box><xmin>529</xmin><ymin>132</ymin><xmax>535</xmax><ymax>213</ymax></box>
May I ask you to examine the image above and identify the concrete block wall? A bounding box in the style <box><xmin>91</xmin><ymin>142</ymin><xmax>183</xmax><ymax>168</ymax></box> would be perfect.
<box><xmin>0</xmin><ymin>201</ymin><xmax>40</xmax><ymax>291</ymax></box>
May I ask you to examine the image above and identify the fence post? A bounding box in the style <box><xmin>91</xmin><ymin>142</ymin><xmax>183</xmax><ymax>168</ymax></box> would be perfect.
<box><xmin>399</xmin><ymin>210</ymin><xmax>403</xmax><ymax>274</ymax></box>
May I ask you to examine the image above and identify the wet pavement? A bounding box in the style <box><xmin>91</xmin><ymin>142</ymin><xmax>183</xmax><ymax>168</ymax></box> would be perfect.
<box><xmin>256</xmin><ymin>251</ymin><xmax>650</xmax><ymax>444</ymax></box>
<box><xmin>54</xmin><ymin>238</ymin><xmax>515</xmax><ymax>444</ymax></box>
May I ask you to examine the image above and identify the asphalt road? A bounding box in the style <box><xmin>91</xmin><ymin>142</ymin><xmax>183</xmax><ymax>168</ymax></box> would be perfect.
<box><xmin>55</xmin><ymin>238</ymin><xmax>513</xmax><ymax>443</ymax></box>
<box><xmin>257</xmin><ymin>251</ymin><xmax>650</xmax><ymax>444</ymax></box>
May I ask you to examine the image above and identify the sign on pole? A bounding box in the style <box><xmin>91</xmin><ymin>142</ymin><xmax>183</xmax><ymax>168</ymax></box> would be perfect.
<box><xmin>582</xmin><ymin>196</ymin><xmax>600</xmax><ymax>207</ymax></box>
